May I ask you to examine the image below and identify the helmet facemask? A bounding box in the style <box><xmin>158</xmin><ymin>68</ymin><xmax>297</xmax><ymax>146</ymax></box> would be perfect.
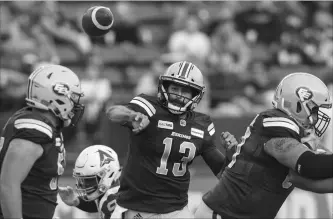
<box><xmin>74</xmin><ymin>174</ymin><xmax>101</xmax><ymax>201</ymax></box>
<box><xmin>49</xmin><ymin>89</ymin><xmax>85</xmax><ymax>127</ymax></box>
<box><xmin>66</xmin><ymin>92</ymin><xmax>85</xmax><ymax>127</ymax></box>
<box><xmin>74</xmin><ymin>167</ymin><xmax>121</xmax><ymax>201</ymax></box>
<box><xmin>299</xmin><ymin>100</ymin><xmax>331</xmax><ymax>137</ymax></box>
<box><xmin>158</xmin><ymin>77</ymin><xmax>204</xmax><ymax>114</ymax></box>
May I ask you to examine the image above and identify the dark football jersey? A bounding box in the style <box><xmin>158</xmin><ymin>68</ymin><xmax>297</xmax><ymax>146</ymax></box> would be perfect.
<box><xmin>0</xmin><ymin>107</ymin><xmax>65</xmax><ymax>219</ymax></box>
<box><xmin>97</xmin><ymin>185</ymin><xmax>119</xmax><ymax>219</ymax></box>
<box><xmin>75</xmin><ymin>185</ymin><xmax>119</xmax><ymax>218</ymax></box>
<box><xmin>117</xmin><ymin>94</ymin><xmax>217</xmax><ymax>213</ymax></box>
<box><xmin>203</xmin><ymin>109</ymin><xmax>302</xmax><ymax>219</ymax></box>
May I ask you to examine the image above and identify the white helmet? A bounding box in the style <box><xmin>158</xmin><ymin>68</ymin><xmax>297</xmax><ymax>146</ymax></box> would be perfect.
<box><xmin>273</xmin><ymin>72</ymin><xmax>332</xmax><ymax>137</ymax></box>
<box><xmin>158</xmin><ymin>61</ymin><xmax>205</xmax><ymax>114</ymax></box>
<box><xmin>73</xmin><ymin>145</ymin><xmax>121</xmax><ymax>201</ymax></box>
<box><xmin>25</xmin><ymin>64</ymin><xmax>84</xmax><ymax>127</ymax></box>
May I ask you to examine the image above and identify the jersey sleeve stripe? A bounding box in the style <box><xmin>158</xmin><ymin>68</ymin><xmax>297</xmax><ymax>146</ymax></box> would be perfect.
<box><xmin>130</xmin><ymin>99</ymin><xmax>154</xmax><ymax>117</ymax></box>
<box><xmin>208</xmin><ymin>122</ymin><xmax>214</xmax><ymax>132</ymax></box>
<box><xmin>209</xmin><ymin>128</ymin><xmax>215</xmax><ymax>136</ymax></box>
<box><xmin>263</xmin><ymin>117</ymin><xmax>298</xmax><ymax>127</ymax></box>
<box><xmin>263</xmin><ymin>121</ymin><xmax>300</xmax><ymax>134</ymax></box>
<box><xmin>15</xmin><ymin>118</ymin><xmax>53</xmax><ymax>131</ymax></box>
<box><xmin>130</xmin><ymin>97</ymin><xmax>156</xmax><ymax>117</ymax></box>
<box><xmin>263</xmin><ymin>117</ymin><xmax>300</xmax><ymax>133</ymax></box>
<box><xmin>133</xmin><ymin>97</ymin><xmax>156</xmax><ymax>114</ymax></box>
<box><xmin>14</xmin><ymin>123</ymin><xmax>53</xmax><ymax>138</ymax></box>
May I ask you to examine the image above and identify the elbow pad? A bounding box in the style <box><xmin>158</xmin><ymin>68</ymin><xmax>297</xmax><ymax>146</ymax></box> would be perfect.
<box><xmin>296</xmin><ymin>151</ymin><xmax>333</xmax><ymax>179</ymax></box>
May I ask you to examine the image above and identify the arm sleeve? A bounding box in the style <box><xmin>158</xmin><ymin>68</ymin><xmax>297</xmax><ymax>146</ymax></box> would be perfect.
<box><xmin>296</xmin><ymin>151</ymin><xmax>333</xmax><ymax>179</ymax></box>
<box><xmin>201</xmin><ymin>120</ymin><xmax>226</xmax><ymax>176</ymax></box>
<box><xmin>202</xmin><ymin>148</ymin><xmax>226</xmax><ymax>176</ymax></box>
<box><xmin>76</xmin><ymin>197</ymin><xmax>98</xmax><ymax>213</ymax></box>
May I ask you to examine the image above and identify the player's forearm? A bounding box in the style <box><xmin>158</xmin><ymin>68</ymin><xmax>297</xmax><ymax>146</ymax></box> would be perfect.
<box><xmin>202</xmin><ymin>148</ymin><xmax>226</xmax><ymax>178</ymax></box>
<box><xmin>291</xmin><ymin>176</ymin><xmax>333</xmax><ymax>193</ymax></box>
<box><xmin>0</xmin><ymin>183</ymin><xmax>23</xmax><ymax>218</ymax></box>
<box><xmin>106</xmin><ymin>105</ymin><xmax>136</xmax><ymax>124</ymax></box>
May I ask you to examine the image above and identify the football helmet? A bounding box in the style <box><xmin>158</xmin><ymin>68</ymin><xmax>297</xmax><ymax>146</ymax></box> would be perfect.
<box><xmin>273</xmin><ymin>72</ymin><xmax>332</xmax><ymax>137</ymax></box>
<box><xmin>25</xmin><ymin>64</ymin><xmax>84</xmax><ymax>127</ymax></box>
<box><xmin>158</xmin><ymin>61</ymin><xmax>205</xmax><ymax>114</ymax></box>
<box><xmin>73</xmin><ymin>145</ymin><xmax>121</xmax><ymax>201</ymax></box>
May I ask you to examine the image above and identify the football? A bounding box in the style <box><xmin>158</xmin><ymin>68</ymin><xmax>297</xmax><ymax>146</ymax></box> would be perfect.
<box><xmin>81</xmin><ymin>6</ymin><xmax>114</xmax><ymax>37</ymax></box>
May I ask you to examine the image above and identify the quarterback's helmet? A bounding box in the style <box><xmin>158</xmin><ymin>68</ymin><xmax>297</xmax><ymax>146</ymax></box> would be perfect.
<box><xmin>73</xmin><ymin>145</ymin><xmax>121</xmax><ymax>201</ymax></box>
<box><xmin>273</xmin><ymin>72</ymin><xmax>332</xmax><ymax>137</ymax></box>
<box><xmin>25</xmin><ymin>64</ymin><xmax>84</xmax><ymax>127</ymax></box>
<box><xmin>158</xmin><ymin>61</ymin><xmax>205</xmax><ymax>114</ymax></box>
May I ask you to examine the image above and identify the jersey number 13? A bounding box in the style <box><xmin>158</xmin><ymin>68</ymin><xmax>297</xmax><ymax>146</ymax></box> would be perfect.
<box><xmin>156</xmin><ymin>137</ymin><xmax>196</xmax><ymax>177</ymax></box>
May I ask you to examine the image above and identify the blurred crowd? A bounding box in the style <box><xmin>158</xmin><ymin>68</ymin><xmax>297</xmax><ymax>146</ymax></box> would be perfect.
<box><xmin>1</xmin><ymin>1</ymin><xmax>332</xmax><ymax>148</ymax></box>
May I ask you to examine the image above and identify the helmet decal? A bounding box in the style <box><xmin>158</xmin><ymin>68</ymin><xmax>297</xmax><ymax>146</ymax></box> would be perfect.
<box><xmin>97</xmin><ymin>149</ymin><xmax>115</xmax><ymax>167</ymax></box>
<box><xmin>177</xmin><ymin>61</ymin><xmax>194</xmax><ymax>78</ymax></box>
<box><xmin>296</xmin><ymin>87</ymin><xmax>313</xmax><ymax>101</ymax></box>
<box><xmin>53</xmin><ymin>83</ymin><xmax>70</xmax><ymax>96</ymax></box>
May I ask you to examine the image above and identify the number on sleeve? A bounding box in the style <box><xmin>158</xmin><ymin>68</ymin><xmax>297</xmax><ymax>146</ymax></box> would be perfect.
<box><xmin>228</xmin><ymin>115</ymin><xmax>259</xmax><ymax>168</ymax></box>
<box><xmin>156</xmin><ymin>137</ymin><xmax>196</xmax><ymax>177</ymax></box>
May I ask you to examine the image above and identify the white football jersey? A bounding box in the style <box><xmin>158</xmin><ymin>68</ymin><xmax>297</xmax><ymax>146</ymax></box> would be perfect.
<box><xmin>96</xmin><ymin>185</ymin><xmax>119</xmax><ymax>219</ymax></box>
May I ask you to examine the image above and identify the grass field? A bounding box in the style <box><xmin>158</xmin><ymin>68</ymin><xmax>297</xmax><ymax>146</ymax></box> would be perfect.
<box><xmin>55</xmin><ymin>159</ymin><xmax>332</xmax><ymax>219</ymax></box>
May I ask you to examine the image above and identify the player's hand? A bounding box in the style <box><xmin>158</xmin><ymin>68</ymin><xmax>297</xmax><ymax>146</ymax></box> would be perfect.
<box><xmin>58</xmin><ymin>186</ymin><xmax>80</xmax><ymax>206</ymax></box>
<box><xmin>301</xmin><ymin>128</ymin><xmax>321</xmax><ymax>150</ymax></box>
<box><xmin>131</xmin><ymin>112</ymin><xmax>150</xmax><ymax>134</ymax></box>
<box><xmin>220</xmin><ymin>131</ymin><xmax>238</xmax><ymax>150</ymax></box>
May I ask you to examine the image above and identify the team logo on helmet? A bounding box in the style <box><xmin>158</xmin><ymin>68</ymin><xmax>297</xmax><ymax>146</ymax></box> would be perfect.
<box><xmin>296</xmin><ymin>87</ymin><xmax>313</xmax><ymax>101</ymax></box>
<box><xmin>53</xmin><ymin>83</ymin><xmax>70</xmax><ymax>96</ymax></box>
<box><xmin>98</xmin><ymin>149</ymin><xmax>114</xmax><ymax>167</ymax></box>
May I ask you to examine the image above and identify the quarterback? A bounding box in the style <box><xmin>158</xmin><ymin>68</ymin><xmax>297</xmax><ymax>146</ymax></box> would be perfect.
<box><xmin>0</xmin><ymin>65</ymin><xmax>84</xmax><ymax>219</ymax></box>
<box><xmin>58</xmin><ymin>145</ymin><xmax>122</xmax><ymax>219</ymax></box>
<box><xmin>106</xmin><ymin>61</ymin><xmax>237</xmax><ymax>218</ymax></box>
<box><xmin>194</xmin><ymin>72</ymin><xmax>333</xmax><ymax>219</ymax></box>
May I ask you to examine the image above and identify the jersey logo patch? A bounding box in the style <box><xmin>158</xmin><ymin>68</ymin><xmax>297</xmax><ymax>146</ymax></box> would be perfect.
<box><xmin>180</xmin><ymin>119</ymin><xmax>186</xmax><ymax>127</ymax></box>
<box><xmin>191</xmin><ymin>128</ymin><xmax>204</xmax><ymax>138</ymax></box>
<box><xmin>296</xmin><ymin>87</ymin><xmax>313</xmax><ymax>101</ymax></box>
<box><xmin>158</xmin><ymin>120</ymin><xmax>174</xmax><ymax>130</ymax></box>
<box><xmin>171</xmin><ymin>131</ymin><xmax>191</xmax><ymax>140</ymax></box>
